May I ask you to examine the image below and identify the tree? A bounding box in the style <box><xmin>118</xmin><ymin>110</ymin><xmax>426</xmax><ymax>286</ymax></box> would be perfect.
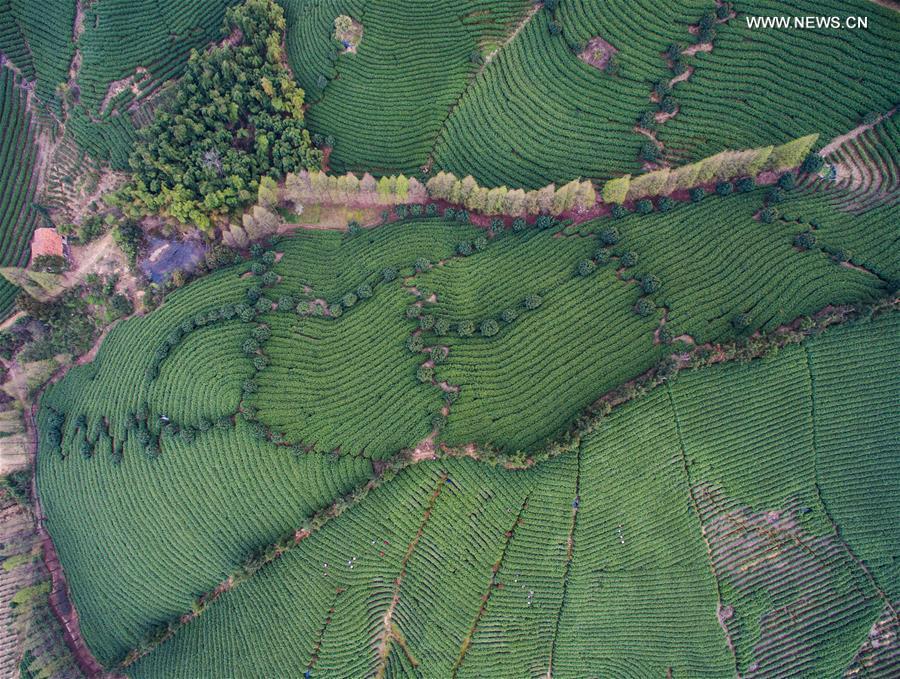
<box><xmin>536</xmin><ymin>184</ymin><xmax>556</xmax><ymax>213</ymax></box>
<box><xmin>425</xmin><ymin>171</ymin><xmax>455</xmax><ymax>200</ymax></box>
<box><xmin>628</xmin><ymin>169</ymin><xmax>669</xmax><ymax>199</ymax></box>
<box><xmin>573</xmin><ymin>181</ymin><xmax>596</xmax><ymax>211</ymax></box>
<box><xmin>577</xmin><ymin>259</ymin><xmax>596</xmax><ymax>276</ymax></box>
<box><xmin>503</xmin><ymin>188</ymin><xmax>527</xmax><ymax>216</ymax></box>
<box><xmin>395</xmin><ymin>175</ymin><xmax>410</xmax><ymax>201</ymax></box>
<box><xmin>257</xmin><ymin>175</ymin><xmax>279</xmax><ymax>208</ymax></box>
<box><xmin>746</xmin><ymin>146</ymin><xmax>773</xmax><ymax>176</ymax></box>
<box><xmin>120</xmin><ymin>0</ymin><xmax>321</xmax><ymax>230</ymax></box>
<box><xmin>485</xmin><ymin>187</ymin><xmax>508</xmax><ymax>214</ymax></box>
<box><xmin>689</xmin><ymin>187</ymin><xmax>705</xmax><ymax>202</ymax></box>
<box><xmin>243</xmin><ymin>205</ymin><xmax>279</xmax><ymax>240</ymax></box>
<box><xmin>635</xmin><ymin>199</ymin><xmax>653</xmax><ymax>214</ymax></box>
<box><xmin>768</xmin><ymin>134</ymin><xmax>819</xmax><ymax>171</ymax></box>
<box><xmin>602</xmin><ymin>175</ymin><xmax>630</xmax><ymax>204</ymax></box>
<box><xmin>480</xmin><ymin>319</ymin><xmax>499</xmax><ymax>337</ymax></box>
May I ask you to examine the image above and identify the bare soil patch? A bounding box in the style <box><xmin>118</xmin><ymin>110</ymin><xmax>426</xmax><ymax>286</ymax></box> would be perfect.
<box><xmin>579</xmin><ymin>36</ymin><xmax>618</xmax><ymax>71</ymax></box>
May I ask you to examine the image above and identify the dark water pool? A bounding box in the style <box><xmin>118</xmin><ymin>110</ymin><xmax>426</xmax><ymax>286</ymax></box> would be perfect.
<box><xmin>139</xmin><ymin>237</ymin><xmax>206</xmax><ymax>283</ymax></box>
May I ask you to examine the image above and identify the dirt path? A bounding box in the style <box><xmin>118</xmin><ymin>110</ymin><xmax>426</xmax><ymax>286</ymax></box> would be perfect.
<box><xmin>373</xmin><ymin>474</ymin><xmax>446</xmax><ymax>678</ymax></box>
<box><xmin>25</xmin><ymin>404</ymin><xmax>107</xmax><ymax>678</ymax></box>
<box><xmin>0</xmin><ymin>311</ymin><xmax>25</xmax><ymax>331</ymax></box>
<box><xmin>482</xmin><ymin>4</ymin><xmax>539</xmax><ymax>70</ymax></box>
<box><xmin>819</xmin><ymin>107</ymin><xmax>896</xmax><ymax>157</ymax></box>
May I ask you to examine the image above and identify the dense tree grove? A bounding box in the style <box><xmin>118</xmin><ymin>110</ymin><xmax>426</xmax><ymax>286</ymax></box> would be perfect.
<box><xmin>120</xmin><ymin>0</ymin><xmax>322</xmax><ymax>231</ymax></box>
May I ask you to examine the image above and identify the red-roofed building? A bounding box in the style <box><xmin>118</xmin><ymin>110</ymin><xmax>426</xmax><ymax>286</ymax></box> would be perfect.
<box><xmin>30</xmin><ymin>228</ymin><xmax>65</xmax><ymax>262</ymax></box>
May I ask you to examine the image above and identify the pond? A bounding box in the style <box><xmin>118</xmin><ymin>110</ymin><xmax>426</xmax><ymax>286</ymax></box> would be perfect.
<box><xmin>139</xmin><ymin>237</ymin><xmax>206</xmax><ymax>283</ymax></box>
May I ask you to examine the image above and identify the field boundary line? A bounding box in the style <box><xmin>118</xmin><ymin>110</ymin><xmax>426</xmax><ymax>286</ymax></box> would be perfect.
<box><xmin>667</xmin><ymin>385</ymin><xmax>741</xmax><ymax>676</ymax></box>
<box><xmin>373</xmin><ymin>471</ymin><xmax>448</xmax><ymax>678</ymax></box>
<box><xmin>804</xmin><ymin>345</ymin><xmax>899</xmax><ymax>623</ymax></box>
<box><xmin>452</xmin><ymin>491</ymin><xmax>530</xmax><ymax>677</ymax></box>
<box><xmin>544</xmin><ymin>442</ymin><xmax>581</xmax><ymax>678</ymax></box>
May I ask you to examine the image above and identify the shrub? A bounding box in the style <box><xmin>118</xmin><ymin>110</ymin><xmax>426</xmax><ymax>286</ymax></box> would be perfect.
<box><xmin>619</xmin><ymin>251</ymin><xmax>638</xmax><ymax>268</ymax></box>
<box><xmin>414</xmin><ymin>258</ymin><xmax>431</xmax><ymax>272</ymax></box>
<box><xmin>641</xmin><ymin>274</ymin><xmax>661</xmax><ymax>294</ymax></box>
<box><xmin>715</xmin><ymin>181</ymin><xmax>734</xmax><ymax>196</ymax></box>
<box><xmin>736</xmin><ymin>177</ymin><xmax>755</xmax><ymax>193</ymax></box>
<box><xmin>242</xmin><ymin>338</ymin><xmax>260</xmax><ymax>355</ymax></box>
<box><xmin>500</xmin><ymin>308</ymin><xmax>518</xmax><ymax>323</ymax></box>
<box><xmin>658</xmin><ymin>96</ymin><xmax>677</xmax><ymax>114</ymax></box>
<box><xmin>251</xmin><ymin>325</ymin><xmax>271</xmax><ymax>342</ymax></box>
<box><xmin>548</xmin><ymin>20</ymin><xmax>561</xmax><ymax>36</ymax></box>
<box><xmin>31</xmin><ymin>254</ymin><xmax>69</xmax><ymax>273</ymax></box>
<box><xmin>342</xmin><ymin>292</ymin><xmax>358</xmax><ymax>308</ymax></box>
<box><xmin>524</xmin><ymin>294</ymin><xmax>543</xmax><ymax>310</ymax></box>
<box><xmin>328</xmin><ymin>303</ymin><xmax>343</xmax><ymax>317</ymax></box>
<box><xmin>473</xmin><ymin>235</ymin><xmax>488</xmax><ymax>251</ymax></box>
<box><xmin>638</xmin><ymin>110</ymin><xmax>656</xmax><ymax>130</ymax></box>
<box><xmin>759</xmin><ymin>207</ymin><xmax>778</xmax><ymax>224</ymax></box>
<box><xmin>456</xmin><ymin>241</ymin><xmax>473</xmax><ymax>256</ymax></box>
<box><xmin>382</xmin><ymin>267</ymin><xmax>398</xmax><ymax>282</ymax></box>
<box><xmin>636</xmin><ymin>199</ymin><xmax>653</xmax><ymax>214</ymax></box>
<box><xmin>347</xmin><ymin>221</ymin><xmax>361</xmax><ymax>236</ymax></box>
<box><xmin>356</xmin><ymin>283</ymin><xmax>373</xmax><ymax>299</ymax></box>
<box><xmin>416</xmin><ymin>365</ymin><xmax>434</xmax><ymax>383</ymax></box>
<box><xmin>406</xmin><ymin>334</ymin><xmax>423</xmax><ymax>352</ymax></box>
<box><xmin>832</xmin><ymin>248</ymin><xmax>850</xmax><ymax>263</ymax></box>
<box><xmin>767</xmin><ymin>187</ymin><xmax>785</xmax><ymax>204</ymax></box>
<box><xmin>633</xmin><ymin>298</ymin><xmax>655</xmax><ymax>316</ymax></box>
<box><xmin>242</xmin><ymin>379</ymin><xmax>258</xmax><ymax>394</ymax></box>
<box><xmin>690</xmin><ymin>187</ymin><xmax>705</xmax><ymax>203</ymax></box>
<box><xmin>732</xmin><ymin>313</ymin><xmax>752</xmax><ymax>330</ymax></box>
<box><xmin>480</xmin><ymin>319</ymin><xmax>499</xmax><ymax>337</ymax></box>
<box><xmin>658</xmin><ymin>325</ymin><xmax>674</xmax><ymax>344</ymax></box>
<box><xmin>599</xmin><ymin>226</ymin><xmax>620</xmax><ymax>245</ymax></box>
<box><xmin>640</xmin><ymin>141</ymin><xmax>661</xmax><ymax>162</ymax></box>
<box><xmin>800</xmin><ymin>153</ymin><xmax>824</xmax><ymax>174</ymax></box>
<box><xmin>577</xmin><ymin>259</ymin><xmax>596</xmax><ymax>276</ymax></box>
<box><xmin>794</xmin><ymin>231</ymin><xmax>816</xmax><ymax>250</ymax></box>
<box><xmin>778</xmin><ymin>172</ymin><xmax>796</xmax><ymax>190</ymax></box>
